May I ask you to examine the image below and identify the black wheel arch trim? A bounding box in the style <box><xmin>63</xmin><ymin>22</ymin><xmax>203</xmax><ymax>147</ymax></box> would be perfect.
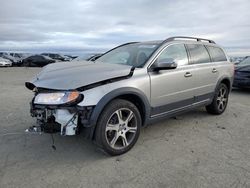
<box><xmin>88</xmin><ymin>87</ymin><xmax>151</xmax><ymax>139</ymax></box>
<box><xmin>211</xmin><ymin>76</ymin><xmax>232</xmax><ymax>102</ymax></box>
<box><xmin>216</xmin><ymin>76</ymin><xmax>232</xmax><ymax>92</ymax></box>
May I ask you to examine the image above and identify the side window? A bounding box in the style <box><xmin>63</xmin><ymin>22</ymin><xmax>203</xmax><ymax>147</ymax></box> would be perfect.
<box><xmin>206</xmin><ymin>46</ymin><xmax>227</xmax><ymax>62</ymax></box>
<box><xmin>157</xmin><ymin>44</ymin><xmax>188</xmax><ymax>66</ymax></box>
<box><xmin>186</xmin><ymin>44</ymin><xmax>211</xmax><ymax>64</ymax></box>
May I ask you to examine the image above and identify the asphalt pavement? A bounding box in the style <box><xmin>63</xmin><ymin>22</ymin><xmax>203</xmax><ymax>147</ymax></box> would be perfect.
<box><xmin>0</xmin><ymin>67</ymin><xmax>250</xmax><ymax>188</ymax></box>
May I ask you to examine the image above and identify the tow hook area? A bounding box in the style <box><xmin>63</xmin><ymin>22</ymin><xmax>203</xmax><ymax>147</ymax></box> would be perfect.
<box><xmin>25</xmin><ymin>126</ymin><xmax>42</xmax><ymax>134</ymax></box>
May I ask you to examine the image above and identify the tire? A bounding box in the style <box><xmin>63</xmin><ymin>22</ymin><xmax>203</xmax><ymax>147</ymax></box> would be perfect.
<box><xmin>206</xmin><ymin>83</ymin><xmax>229</xmax><ymax>115</ymax></box>
<box><xmin>95</xmin><ymin>99</ymin><xmax>141</xmax><ymax>156</ymax></box>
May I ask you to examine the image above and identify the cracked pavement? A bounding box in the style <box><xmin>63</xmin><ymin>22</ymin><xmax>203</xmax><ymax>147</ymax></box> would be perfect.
<box><xmin>0</xmin><ymin>67</ymin><xmax>250</xmax><ymax>188</ymax></box>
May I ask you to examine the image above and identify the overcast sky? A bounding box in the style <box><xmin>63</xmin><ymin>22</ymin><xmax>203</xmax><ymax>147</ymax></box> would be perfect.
<box><xmin>0</xmin><ymin>0</ymin><xmax>249</xmax><ymax>55</ymax></box>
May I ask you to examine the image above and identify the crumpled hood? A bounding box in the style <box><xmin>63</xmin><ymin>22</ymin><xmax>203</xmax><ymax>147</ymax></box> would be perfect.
<box><xmin>26</xmin><ymin>61</ymin><xmax>133</xmax><ymax>90</ymax></box>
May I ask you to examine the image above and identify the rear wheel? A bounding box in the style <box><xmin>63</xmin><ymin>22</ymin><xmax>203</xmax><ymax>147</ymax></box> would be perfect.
<box><xmin>206</xmin><ymin>83</ymin><xmax>229</xmax><ymax>115</ymax></box>
<box><xmin>95</xmin><ymin>99</ymin><xmax>141</xmax><ymax>156</ymax></box>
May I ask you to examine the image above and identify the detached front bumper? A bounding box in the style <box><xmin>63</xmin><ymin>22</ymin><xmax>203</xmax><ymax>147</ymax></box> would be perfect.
<box><xmin>28</xmin><ymin>100</ymin><xmax>94</xmax><ymax>136</ymax></box>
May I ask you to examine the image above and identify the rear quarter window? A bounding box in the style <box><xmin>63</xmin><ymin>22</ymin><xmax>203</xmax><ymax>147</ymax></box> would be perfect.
<box><xmin>186</xmin><ymin>44</ymin><xmax>211</xmax><ymax>64</ymax></box>
<box><xmin>206</xmin><ymin>46</ymin><xmax>227</xmax><ymax>62</ymax></box>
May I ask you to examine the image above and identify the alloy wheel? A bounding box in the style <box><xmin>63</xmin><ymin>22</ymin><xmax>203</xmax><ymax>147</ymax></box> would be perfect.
<box><xmin>105</xmin><ymin>108</ymin><xmax>137</xmax><ymax>150</ymax></box>
<box><xmin>216</xmin><ymin>86</ymin><xmax>228</xmax><ymax>111</ymax></box>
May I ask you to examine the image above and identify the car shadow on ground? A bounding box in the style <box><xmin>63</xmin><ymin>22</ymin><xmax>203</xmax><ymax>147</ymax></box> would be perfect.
<box><xmin>232</xmin><ymin>87</ymin><xmax>250</xmax><ymax>93</ymax></box>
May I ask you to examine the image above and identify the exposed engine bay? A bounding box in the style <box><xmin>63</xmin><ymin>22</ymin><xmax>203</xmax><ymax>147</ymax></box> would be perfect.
<box><xmin>26</xmin><ymin>92</ymin><xmax>94</xmax><ymax>137</ymax></box>
<box><xmin>29</xmin><ymin>108</ymin><xmax>78</xmax><ymax>135</ymax></box>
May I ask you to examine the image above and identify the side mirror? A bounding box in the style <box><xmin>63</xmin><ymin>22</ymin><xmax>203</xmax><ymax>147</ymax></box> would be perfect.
<box><xmin>151</xmin><ymin>58</ymin><xmax>177</xmax><ymax>71</ymax></box>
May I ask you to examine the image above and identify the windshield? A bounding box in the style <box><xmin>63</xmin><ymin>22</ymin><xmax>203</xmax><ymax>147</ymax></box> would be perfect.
<box><xmin>96</xmin><ymin>43</ymin><xmax>159</xmax><ymax>67</ymax></box>
<box><xmin>238</xmin><ymin>57</ymin><xmax>250</xmax><ymax>66</ymax></box>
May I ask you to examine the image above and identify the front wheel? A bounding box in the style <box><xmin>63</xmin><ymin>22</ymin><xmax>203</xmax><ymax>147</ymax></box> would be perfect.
<box><xmin>95</xmin><ymin>99</ymin><xmax>141</xmax><ymax>156</ymax></box>
<box><xmin>206</xmin><ymin>83</ymin><xmax>229</xmax><ymax>115</ymax></box>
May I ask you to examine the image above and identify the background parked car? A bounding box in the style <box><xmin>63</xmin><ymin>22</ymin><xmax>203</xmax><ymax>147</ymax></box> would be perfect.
<box><xmin>9</xmin><ymin>53</ymin><xmax>29</xmax><ymax>66</ymax></box>
<box><xmin>72</xmin><ymin>53</ymin><xmax>102</xmax><ymax>62</ymax></box>
<box><xmin>0</xmin><ymin>57</ymin><xmax>12</xmax><ymax>67</ymax></box>
<box><xmin>230</xmin><ymin>56</ymin><xmax>249</xmax><ymax>65</ymax></box>
<box><xmin>22</xmin><ymin>55</ymin><xmax>55</xmax><ymax>67</ymax></box>
<box><xmin>64</xmin><ymin>55</ymin><xmax>78</xmax><ymax>60</ymax></box>
<box><xmin>0</xmin><ymin>52</ymin><xmax>19</xmax><ymax>65</ymax></box>
<box><xmin>233</xmin><ymin>57</ymin><xmax>250</xmax><ymax>89</ymax></box>
<box><xmin>41</xmin><ymin>53</ymin><xmax>68</xmax><ymax>61</ymax></box>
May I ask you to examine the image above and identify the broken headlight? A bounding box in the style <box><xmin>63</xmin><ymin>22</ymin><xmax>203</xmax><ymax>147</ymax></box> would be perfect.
<box><xmin>34</xmin><ymin>91</ymin><xmax>82</xmax><ymax>105</ymax></box>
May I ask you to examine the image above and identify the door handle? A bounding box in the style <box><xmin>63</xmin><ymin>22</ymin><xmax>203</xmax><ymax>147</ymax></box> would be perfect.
<box><xmin>184</xmin><ymin>72</ymin><xmax>192</xmax><ymax>77</ymax></box>
<box><xmin>212</xmin><ymin>68</ymin><xmax>218</xmax><ymax>73</ymax></box>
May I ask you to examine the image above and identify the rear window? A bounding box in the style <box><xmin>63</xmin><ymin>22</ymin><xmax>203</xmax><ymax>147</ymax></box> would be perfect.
<box><xmin>186</xmin><ymin>44</ymin><xmax>211</xmax><ymax>64</ymax></box>
<box><xmin>206</xmin><ymin>46</ymin><xmax>227</xmax><ymax>62</ymax></box>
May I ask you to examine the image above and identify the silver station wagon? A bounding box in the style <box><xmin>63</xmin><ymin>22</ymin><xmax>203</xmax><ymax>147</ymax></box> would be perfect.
<box><xmin>26</xmin><ymin>36</ymin><xmax>234</xmax><ymax>155</ymax></box>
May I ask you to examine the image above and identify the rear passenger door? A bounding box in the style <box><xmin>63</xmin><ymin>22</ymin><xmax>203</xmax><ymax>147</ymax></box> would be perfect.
<box><xmin>185</xmin><ymin>44</ymin><xmax>219</xmax><ymax>103</ymax></box>
<box><xmin>206</xmin><ymin>45</ymin><xmax>228</xmax><ymax>86</ymax></box>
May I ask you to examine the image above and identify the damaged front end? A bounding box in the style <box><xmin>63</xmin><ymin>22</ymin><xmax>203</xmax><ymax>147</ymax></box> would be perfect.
<box><xmin>27</xmin><ymin>89</ymin><xmax>93</xmax><ymax>136</ymax></box>
<box><xmin>25</xmin><ymin>61</ymin><xmax>134</xmax><ymax>137</ymax></box>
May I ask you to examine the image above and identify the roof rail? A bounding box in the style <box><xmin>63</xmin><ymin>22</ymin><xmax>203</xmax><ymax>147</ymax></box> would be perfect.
<box><xmin>163</xmin><ymin>36</ymin><xmax>216</xmax><ymax>44</ymax></box>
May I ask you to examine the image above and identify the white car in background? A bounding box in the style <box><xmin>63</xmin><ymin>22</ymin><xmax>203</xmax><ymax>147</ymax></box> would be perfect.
<box><xmin>0</xmin><ymin>57</ymin><xmax>12</xmax><ymax>67</ymax></box>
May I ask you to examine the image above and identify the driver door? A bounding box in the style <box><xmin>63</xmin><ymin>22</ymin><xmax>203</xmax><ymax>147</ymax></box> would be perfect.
<box><xmin>149</xmin><ymin>43</ymin><xmax>195</xmax><ymax>117</ymax></box>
